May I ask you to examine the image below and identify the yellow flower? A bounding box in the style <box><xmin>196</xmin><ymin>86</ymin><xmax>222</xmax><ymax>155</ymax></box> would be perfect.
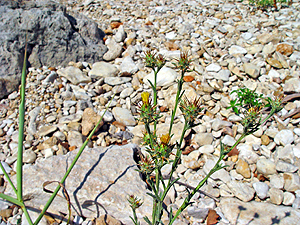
<box><xmin>160</xmin><ymin>133</ymin><xmax>170</xmax><ymax>146</ymax></box>
<box><xmin>141</xmin><ymin>92</ymin><xmax>150</xmax><ymax>106</ymax></box>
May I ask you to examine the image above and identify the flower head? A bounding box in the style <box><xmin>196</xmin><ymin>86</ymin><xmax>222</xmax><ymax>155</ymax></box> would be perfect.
<box><xmin>144</xmin><ymin>50</ymin><xmax>166</xmax><ymax>71</ymax></box>
<box><xmin>179</xmin><ymin>95</ymin><xmax>203</xmax><ymax>126</ymax></box>
<box><xmin>173</xmin><ymin>51</ymin><xmax>192</xmax><ymax>73</ymax></box>
<box><xmin>128</xmin><ymin>195</ymin><xmax>143</xmax><ymax>210</ymax></box>
<box><xmin>141</xmin><ymin>92</ymin><xmax>150</xmax><ymax>106</ymax></box>
<box><xmin>160</xmin><ymin>133</ymin><xmax>171</xmax><ymax>146</ymax></box>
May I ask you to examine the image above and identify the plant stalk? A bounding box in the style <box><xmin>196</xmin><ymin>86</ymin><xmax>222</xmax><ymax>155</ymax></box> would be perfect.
<box><xmin>33</xmin><ymin>95</ymin><xmax>115</xmax><ymax>225</ymax></box>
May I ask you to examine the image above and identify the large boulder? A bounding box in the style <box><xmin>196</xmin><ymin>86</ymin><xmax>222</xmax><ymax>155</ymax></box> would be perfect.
<box><xmin>0</xmin><ymin>0</ymin><xmax>107</xmax><ymax>99</ymax></box>
<box><xmin>5</xmin><ymin>144</ymin><xmax>152</xmax><ymax>224</ymax></box>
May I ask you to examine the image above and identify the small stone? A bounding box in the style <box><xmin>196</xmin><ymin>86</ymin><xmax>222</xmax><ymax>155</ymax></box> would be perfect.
<box><xmin>276</xmin><ymin>43</ymin><xmax>293</xmax><ymax>56</ymax></box>
<box><xmin>266</xmin><ymin>58</ymin><xmax>282</xmax><ymax>69</ymax></box>
<box><xmin>268</xmin><ymin>188</ymin><xmax>284</xmax><ymax>205</ymax></box>
<box><xmin>275</xmin><ymin>144</ymin><xmax>295</xmax><ymax>164</ymax></box>
<box><xmin>89</xmin><ymin>62</ymin><xmax>119</xmax><ymax>78</ymax></box>
<box><xmin>114</xmin><ymin>25</ymin><xmax>126</xmax><ymax>43</ymax></box>
<box><xmin>253</xmin><ymin>182</ymin><xmax>269</xmax><ymax>200</ymax></box>
<box><xmin>227</xmin><ymin>180</ymin><xmax>255</xmax><ymax>202</ymax></box>
<box><xmin>68</xmin><ymin>131</ymin><xmax>84</xmax><ymax>148</ymax></box>
<box><xmin>283</xmin><ymin>192</ymin><xmax>295</xmax><ymax>206</ymax></box>
<box><xmin>57</xmin><ymin>66</ymin><xmax>91</xmax><ymax>85</ymax></box>
<box><xmin>112</xmin><ymin>107</ymin><xmax>136</xmax><ymax>126</ymax></box>
<box><xmin>229</xmin><ymin>45</ymin><xmax>247</xmax><ymax>55</ymax></box>
<box><xmin>283</xmin><ymin>78</ymin><xmax>300</xmax><ymax>93</ymax></box>
<box><xmin>222</xmin><ymin>135</ymin><xmax>236</xmax><ymax>147</ymax></box>
<box><xmin>187</xmin><ymin>206</ymin><xmax>209</xmax><ymax>221</ymax></box>
<box><xmin>270</xmin><ymin>174</ymin><xmax>284</xmax><ymax>189</ymax></box>
<box><xmin>59</xmin><ymin>114</ymin><xmax>82</xmax><ymax>124</ymax></box>
<box><xmin>256</xmin><ymin>158</ymin><xmax>276</xmax><ymax>176</ymax></box>
<box><xmin>276</xmin><ymin>160</ymin><xmax>298</xmax><ymax>173</ymax></box>
<box><xmin>263</xmin><ymin>43</ymin><xmax>276</xmax><ymax>55</ymax></box>
<box><xmin>104</xmin><ymin>77</ymin><xmax>131</xmax><ymax>86</ymax></box>
<box><xmin>215</xmin><ymin>70</ymin><xmax>230</xmax><ymax>81</ymax></box>
<box><xmin>103</xmin><ymin>40</ymin><xmax>122</xmax><ymax>61</ymax></box>
<box><xmin>212</xmin><ymin>118</ymin><xmax>232</xmax><ymax>131</ymax></box>
<box><xmin>274</xmin><ymin>130</ymin><xmax>294</xmax><ymax>146</ymax></box>
<box><xmin>199</xmin><ymin>145</ymin><xmax>214</xmax><ymax>154</ymax></box>
<box><xmin>206</xmin><ymin>63</ymin><xmax>221</xmax><ymax>72</ymax></box>
<box><xmin>120</xmin><ymin>56</ymin><xmax>139</xmax><ymax>74</ymax></box>
<box><xmin>193</xmin><ymin>133</ymin><xmax>213</xmax><ymax>146</ymax></box>
<box><xmin>44</xmin><ymin>148</ymin><xmax>54</xmax><ymax>158</ymax></box>
<box><xmin>261</xmin><ymin>134</ymin><xmax>270</xmax><ymax>146</ymax></box>
<box><xmin>182</xmin><ymin>150</ymin><xmax>202</xmax><ymax>170</ymax></box>
<box><xmin>143</xmin><ymin>67</ymin><xmax>178</xmax><ymax>87</ymax></box>
<box><xmin>237</xmin><ymin>144</ymin><xmax>259</xmax><ymax>164</ymax></box>
<box><xmin>236</xmin><ymin>159</ymin><xmax>251</xmax><ymax>178</ymax></box>
<box><xmin>46</xmin><ymin>116</ymin><xmax>56</xmax><ymax>123</ymax></box>
<box><xmin>283</xmin><ymin>173</ymin><xmax>300</xmax><ymax>192</ymax></box>
<box><xmin>38</xmin><ymin>126</ymin><xmax>58</xmax><ymax>137</ymax></box>
<box><xmin>0</xmin><ymin>208</ymin><xmax>12</xmax><ymax>218</ymax></box>
<box><xmin>120</xmin><ymin>87</ymin><xmax>134</xmax><ymax>99</ymax></box>
<box><xmin>244</xmin><ymin>63</ymin><xmax>260</xmax><ymax>78</ymax></box>
<box><xmin>23</xmin><ymin>150</ymin><xmax>37</xmax><ymax>164</ymax></box>
<box><xmin>81</xmin><ymin>108</ymin><xmax>104</xmax><ymax>136</ymax></box>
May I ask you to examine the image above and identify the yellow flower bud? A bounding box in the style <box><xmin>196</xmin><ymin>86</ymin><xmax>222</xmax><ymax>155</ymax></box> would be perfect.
<box><xmin>141</xmin><ymin>92</ymin><xmax>150</xmax><ymax>105</ymax></box>
<box><xmin>160</xmin><ymin>134</ymin><xmax>171</xmax><ymax>146</ymax></box>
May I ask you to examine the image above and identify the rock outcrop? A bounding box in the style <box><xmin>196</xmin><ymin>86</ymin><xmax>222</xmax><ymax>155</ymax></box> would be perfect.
<box><xmin>0</xmin><ymin>0</ymin><xmax>107</xmax><ymax>99</ymax></box>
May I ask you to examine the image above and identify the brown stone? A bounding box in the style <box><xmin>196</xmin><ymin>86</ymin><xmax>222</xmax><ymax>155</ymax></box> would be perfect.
<box><xmin>81</xmin><ymin>108</ymin><xmax>104</xmax><ymax>136</ymax></box>
<box><xmin>165</xmin><ymin>41</ymin><xmax>179</xmax><ymax>51</ymax></box>
<box><xmin>276</xmin><ymin>43</ymin><xmax>293</xmax><ymax>56</ymax></box>
<box><xmin>236</xmin><ymin>159</ymin><xmax>251</xmax><ymax>178</ymax></box>
<box><xmin>111</xmin><ymin>22</ymin><xmax>123</xmax><ymax>29</ymax></box>
<box><xmin>183</xmin><ymin>75</ymin><xmax>195</xmax><ymax>82</ymax></box>
<box><xmin>266</xmin><ymin>58</ymin><xmax>282</xmax><ymax>69</ymax></box>
<box><xmin>0</xmin><ymin>209</ymin><xmax>12</xmax><ymax>218</ymax></box>
<box><xmin>261</xmin><ymin>134</ymin><xmax>270</xmax><ymax>146</ymax></box>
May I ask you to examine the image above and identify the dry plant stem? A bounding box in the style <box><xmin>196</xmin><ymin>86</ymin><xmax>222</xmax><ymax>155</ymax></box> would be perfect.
<box><xmin>33</xmin><ymin>95</ymin><xmax>115</xmax><ymax>225</ymax></box>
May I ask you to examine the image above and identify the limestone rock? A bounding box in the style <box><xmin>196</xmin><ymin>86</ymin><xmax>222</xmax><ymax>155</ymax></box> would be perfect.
<box><xmin>5</xmin><ymin>144</ymin><xmax>152</xmax><ymax>224</ymax></box>
<box><xmin>221</xmin><ymin>198</ymin><xmax>300</xmax><ymax>224</ymax></box>
<box><xmin>0</xmin><ymin>0</ymin><xmax>106</xmax><ymax>99</ymax></box>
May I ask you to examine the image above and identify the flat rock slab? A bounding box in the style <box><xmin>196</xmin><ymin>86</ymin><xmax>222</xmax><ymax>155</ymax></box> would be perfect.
<box><xmin>5</xmin><ymin>144</ymin><xmax>152</xmax><ymax>224</ymax></box>
<box><xmin>221</xmin><ymin>198</ymin><xmax>300</xmax><ymax>224</ymax></box>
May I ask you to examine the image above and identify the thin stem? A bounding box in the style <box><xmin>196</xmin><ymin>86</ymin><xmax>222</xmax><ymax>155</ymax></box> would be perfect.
<box><xmin>153</xmin><ymin>69</ymin><xmax>158</xmax><ymax>133</ymax></box>
<box><xmin>33</xmin><ymin>95</ymin><xmax>115</xmax><ymax>225</ymax></box>
<box><xmin>169</xmin><ymin>71</ymin><xmax>185</xmax><ymax>135</ymax></box>
<box><xmin>0</xmin><ymin>162</ymin><xmax>17</xmax><ymax>195</ymax></box>
<box><xmin>17</xmin><ymin>38</ymin><xmax>28</xmax><ymax>203</ymax></box>
<box><xmin>0</xmin><ymin>193</ymin><xmax>23</xmax><ymax>207</ymax></box>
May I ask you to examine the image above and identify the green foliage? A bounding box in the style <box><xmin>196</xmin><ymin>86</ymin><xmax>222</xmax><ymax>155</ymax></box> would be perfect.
<box><xmin>228</xmin><ymin>88</ymin><xmax>264</xmax><ymax>114</ymax></box>
<box><xmin>249</xmin><ymin>0</ymin><xmax>289</xmax><ymax>8</ymax></box>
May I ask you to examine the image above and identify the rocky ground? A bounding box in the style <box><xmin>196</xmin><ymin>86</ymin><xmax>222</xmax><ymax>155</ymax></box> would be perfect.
<box><xmin>1</xmin><ymin>0</ymin><xmax>300</xmax><ymax>224</ymax></box>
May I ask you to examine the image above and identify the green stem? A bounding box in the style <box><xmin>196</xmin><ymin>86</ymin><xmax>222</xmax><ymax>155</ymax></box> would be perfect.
<box><xmin>17</xmin><ymin>38</ymin><xmax>28</xmax><ymax>203</ymax></box>
<box><xmin>168</xmin><ymin>71</ymin><xmax>185</xmax><ymax>135</ymax></box>
<box><xmin>0</xmin><ymin>162</ymin><xmax>17</xmax><ymax>195</ymax></box>
<box><xmin>0</xmin><ymin>193</ymin><xmax>23</xmax><ymax>207</ymax></box>
<box><xmin>166</xmin><ymin>121</ymin><xmax>188</xmax><ymax>194</ymax></box>
<box><xmin>33</xmin><ymin>95</ymin><xmax>115</xmax><ymax>225</ymax></box>
<box><xmin>153</xmin><ymin>69</ymin><xmax>158</xmax><ymax>133</ymax></box>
